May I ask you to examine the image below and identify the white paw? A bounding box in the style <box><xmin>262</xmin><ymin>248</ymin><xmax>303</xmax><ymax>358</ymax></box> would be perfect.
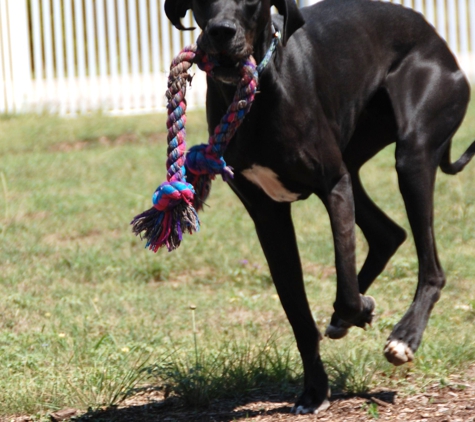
<box><xmin>384</xmin><ymin>340</ymin><xmax>414</xmax><ymax>366</ymax></box>
<box><xmin>324</xmin><ymin>324</ymin><xmax>349</xmax><ymax>339</ymax></box>
<box><xmin>291</xmin><ymin>399</ymin><xmax>330</xmax><ymax>415</ymax></box>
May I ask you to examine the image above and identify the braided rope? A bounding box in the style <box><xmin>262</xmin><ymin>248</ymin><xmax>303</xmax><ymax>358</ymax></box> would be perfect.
<box><xmin>131</xmin><ymin>32</ymin><xmax>279</xmax><ymax>252</ymax></box>
<box><xmin>130</xmin><ymin>47</ymin><xmax>200</xmax><ymax>252</ymax></box>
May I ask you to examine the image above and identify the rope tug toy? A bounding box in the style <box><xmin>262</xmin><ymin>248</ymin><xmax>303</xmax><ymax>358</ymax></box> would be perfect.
<box><xmin>131</xmin><ymin>30</ymin><xmax>281</xmax><ymax>252</ymax></box>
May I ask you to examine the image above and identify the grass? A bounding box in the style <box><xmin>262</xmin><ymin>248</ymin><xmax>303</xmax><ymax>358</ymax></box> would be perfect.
<box><xmin>1</xmin><ymin>97</ymin><xmax>475</xmax><ymax>419</ymax></box>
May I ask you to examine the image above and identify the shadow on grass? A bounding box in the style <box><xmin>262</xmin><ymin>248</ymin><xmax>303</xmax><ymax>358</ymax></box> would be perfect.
<box><xmin>74</xmin><ymin>388</ymin><xmax>397</xmax><ymax>422</ymax></box>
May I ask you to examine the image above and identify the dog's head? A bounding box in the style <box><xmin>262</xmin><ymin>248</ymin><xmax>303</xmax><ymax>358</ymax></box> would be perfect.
<box><xmin>165</xmin><ymin>0</ymin><xmax>304</xmax><ymax>83</ymax></box>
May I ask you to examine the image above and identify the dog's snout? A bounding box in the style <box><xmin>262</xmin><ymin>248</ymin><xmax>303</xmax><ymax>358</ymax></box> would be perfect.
<box><xmin>207</xmin><ymin>20</ymin><xmax>237</xmax><ymax>43</ymax></box>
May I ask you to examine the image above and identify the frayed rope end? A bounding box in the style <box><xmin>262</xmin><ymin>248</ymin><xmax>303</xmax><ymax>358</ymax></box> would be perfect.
<box><xmin>131</xmin><ymin>203</ymin><xmax>200</xmax><ymax>252</ymax></box>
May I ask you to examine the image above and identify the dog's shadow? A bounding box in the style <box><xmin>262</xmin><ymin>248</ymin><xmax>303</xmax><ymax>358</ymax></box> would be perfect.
<box><xmin>73</xmin><ymin>389</ymin><xmax>396</xmax><ymax>421</ymax></box>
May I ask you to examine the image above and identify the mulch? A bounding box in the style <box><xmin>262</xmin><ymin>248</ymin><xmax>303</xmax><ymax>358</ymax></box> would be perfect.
<box><xmin>82</xmin><ymin>383</ymin><xmax>475</xmax><ymax>422</ymax></box>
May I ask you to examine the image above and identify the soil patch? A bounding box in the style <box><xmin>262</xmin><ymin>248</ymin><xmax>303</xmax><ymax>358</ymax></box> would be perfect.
<box><xmin>5</xmin><ymin>369</ymin><xmax>475</xmax><ymax>422</ymax></box>
<box><xmin>70</xmin><ymin>379</ymin><xmax>475</xmax><ymax>421</ymax></box>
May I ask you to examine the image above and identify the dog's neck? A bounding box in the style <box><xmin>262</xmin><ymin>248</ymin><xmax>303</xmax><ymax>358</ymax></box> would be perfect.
<box><xmin>253</xmin><ymin>21</ymin><xmax>280</xmax><ymax>69</ymax></box>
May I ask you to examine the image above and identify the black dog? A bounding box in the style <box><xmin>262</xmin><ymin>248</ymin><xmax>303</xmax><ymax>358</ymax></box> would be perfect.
<box><xmin>164</xmin><ymin>0</ymin><xmax>475</xmax><ymax>414</ymax></box>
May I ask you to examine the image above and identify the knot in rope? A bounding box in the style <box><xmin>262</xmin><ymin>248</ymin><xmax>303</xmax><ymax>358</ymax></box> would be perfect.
<box><xmin>185</xmin><ymin>145</ymin><xmax>230</xmax><ymax>178</ymax></box>
<box><xmin>152</xmin><ymin>181</ymin><xmax>195</xmax><ymax>211</ymax></box>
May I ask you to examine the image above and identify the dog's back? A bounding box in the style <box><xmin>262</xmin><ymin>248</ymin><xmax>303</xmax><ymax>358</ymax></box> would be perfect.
<box><xmin>271</xmin><ymin>0</ymin><xmax>468</xmax><ymax>146</ymax></box>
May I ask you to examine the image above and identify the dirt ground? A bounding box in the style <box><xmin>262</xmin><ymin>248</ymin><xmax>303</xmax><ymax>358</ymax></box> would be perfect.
<box><xmin>56</xmin><ymin>371</ymin><xmax>475</xmax><ymax>422</ymax></box>
<box><xmin>6</xmin><ymin>369</ymin><xmax>475</xmax><ymax>422</ymax></box>
<box><xmin>73</xmin><ymin>387</ymin><xmax>474</xmax><ymax>422</ymax></box>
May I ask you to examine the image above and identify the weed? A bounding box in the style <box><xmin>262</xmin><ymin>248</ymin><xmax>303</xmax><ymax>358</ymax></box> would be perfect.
<box><xmin>324</xmin><ymin>348</ymin><xmax>382</xmax><ymax>395</ymax></box>
<box><xmin>366</xmin><ymin>402</ymin><xmax>380</xmax><ymax>419</ymax></box>
<box><xmin>1</xmin><ymin>171</ymin><xmax>9</xmax><ymax>222</ymax></box>
<box><xmin>65</xmin><ymin>346</ymin><xmax>152</xmax><ymax>409</ymax></box>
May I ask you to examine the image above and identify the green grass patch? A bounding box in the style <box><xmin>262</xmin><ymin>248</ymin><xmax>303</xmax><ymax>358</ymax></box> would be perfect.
<box><xmin>1</xmin><ymin>98</ymin><xmax>475</xmax><ymax>418</ymax></box>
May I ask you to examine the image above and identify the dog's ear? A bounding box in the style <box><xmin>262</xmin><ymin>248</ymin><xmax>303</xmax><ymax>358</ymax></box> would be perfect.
<box><xmin>271</xmin><ymin>0</ymin><xmax>305</xmax><ymax>45</ymax></box>
<box><xmin>164</xmin><ymin>0</ymin><xmax>195</xmax><ymax>31</ymax></box>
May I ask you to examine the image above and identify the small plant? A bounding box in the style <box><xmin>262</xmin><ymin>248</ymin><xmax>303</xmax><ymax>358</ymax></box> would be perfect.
<box><xmin>1</xmin><ymin>171</ymin><xmax>9</xmax><ymax>222</ymax></box>
<box><xmin>366</xmin><ymin>402</ymin><xmax>380</xmax><ymax>419</ymax></box>
<box><xmin>324</xmin><ymin>348</ymin><xmax>381</xmax><ymax>395</ymax></box>
<box><xmin>65</xmin><ymin>345</ymin><xmax>152</xmax><ymax>409</ymax></box>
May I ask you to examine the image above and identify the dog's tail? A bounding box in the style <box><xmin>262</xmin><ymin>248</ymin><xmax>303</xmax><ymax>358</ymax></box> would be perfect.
<box><xmin>439</xmin><ymin>139</ymin><xmax>475</xmax><ymax>175</ymax></box>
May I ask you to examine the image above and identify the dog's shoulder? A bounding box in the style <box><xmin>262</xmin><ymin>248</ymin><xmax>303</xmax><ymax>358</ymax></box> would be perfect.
<box><xmin>285</xmin><ymin>0</ymin><xmax>441</xmax><ymax>58</ymax></box>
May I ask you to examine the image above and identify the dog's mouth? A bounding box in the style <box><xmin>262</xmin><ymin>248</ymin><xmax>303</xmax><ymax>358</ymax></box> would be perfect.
<box><xmin>198</xmin><ymin>39</ymin><xmax>252</xmax><ymax>85</ymax></box>
<box><xmin>211</xmin><ymin>54</ymin><xmax>243</xmax><ymax>85</ymax></box>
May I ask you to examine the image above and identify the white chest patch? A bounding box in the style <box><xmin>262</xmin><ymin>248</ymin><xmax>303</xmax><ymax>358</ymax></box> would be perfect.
<box><xmin>241</xmin><ymin>165</ymin><xmax>300</xmax><ymax>202</ymax></box>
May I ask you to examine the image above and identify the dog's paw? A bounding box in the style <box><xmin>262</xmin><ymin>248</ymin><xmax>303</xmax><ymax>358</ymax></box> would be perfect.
<box><xmin>325</xmin><ymin>295</ymin><xmax>376</xmax><ymax>339</ymax></box>
<box><xmin>352</xmin><ymin>295</ymin><xmax>376</xmax><ymax>328</ymax></box>
<box><xmin>325</xmin><ymin>319</ymin><xmax>352</xmax><ymax>339</ymax></box>
<box><xmin>291</xmin><ymin>399</ymin><xmax>330</xmax><ymax>415</ymax></box>
<box><xmin>384</xmin><ymin>340</ymin><xmax>414</xmax><ymax>366</ymax></box>
<box><xmin>291</xmin><ymin>387</ymin><xmax>331</xmax><ymax>415</ymax></box>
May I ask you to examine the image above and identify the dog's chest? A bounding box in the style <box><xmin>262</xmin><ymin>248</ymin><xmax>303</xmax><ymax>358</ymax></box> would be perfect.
<box><xmin>241</xmin><ymin>165</ymin><xmax>301</xmax><ymax>202</ymax></box>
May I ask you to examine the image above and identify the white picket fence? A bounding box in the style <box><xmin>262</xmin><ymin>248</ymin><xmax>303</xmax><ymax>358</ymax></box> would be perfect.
<box><xmin>0</xmin><ymin>0</ymin><xmax>207</xmax><ymax>115</ymax></box>
<box><xmin>0</xmin><ymin>0</ymin><xmax>474</xmax><ymax>115</ymax></box>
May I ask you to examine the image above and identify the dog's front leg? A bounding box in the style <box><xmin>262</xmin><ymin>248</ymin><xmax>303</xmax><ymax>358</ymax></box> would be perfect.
<box><xmin>236</xmin><ymin>185</ymin><xmax>330</xmax><ymax>414</ymax></box>
<box><xmin>324</xmin><ymin>172</ymin><xmax>375</xmax><ymax>330</ymax></box>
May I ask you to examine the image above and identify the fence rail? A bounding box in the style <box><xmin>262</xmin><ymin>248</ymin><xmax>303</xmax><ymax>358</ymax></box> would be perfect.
<box><xmin>0</xmin><ymin>0</ymin><xmax>474</xmax><ymax>115</ymax></box>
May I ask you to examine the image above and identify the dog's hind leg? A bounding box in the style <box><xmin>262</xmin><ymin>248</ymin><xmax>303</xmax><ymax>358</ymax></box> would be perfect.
<box><xmin>384</xmin><ymin>145</ymin><xmax>447</xmax><ymax>365</ymax></box>
<box><xmin>229</xmin><ymin>178</ymin><xmax>330</xmax><ymax>414</ymax></box>
<box><xmin>347</xmin><ymin>91</ymin><xmax>408</xmax><ymax>298</ymax></box>
<box><xmin>382</xmin><ymin>48</ymin><xmax>470</xmax><ymax>366</ymax></box>
<box><xmin>352</xmin><ymin>172</ymin><xmax>407</xmax><ymax>294</ymax></box>
<box><xmin>321</xmin><ymin>169</ymin><xmax>377</xmax><ymax>333</ymax></box>
<box><xmin>325</xmin><ymin>171</ymin><xmax>407</xmax><ymax>339</ymax></box>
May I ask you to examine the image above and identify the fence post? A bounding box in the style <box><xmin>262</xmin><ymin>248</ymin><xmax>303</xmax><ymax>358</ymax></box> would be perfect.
<box><xmin>0</xmin><ymin>0</ymin><xmax>6</xmax><ymax>113</ymax></box>
<box><xmin>1</xmin><ymin>0</ymin><xmax>31</xmax><ymax>113</ymax></box>
<box><xmin>470</xmin><ymin>0</ymin><xmax>475</xmax><ymax>80</ymax></box>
